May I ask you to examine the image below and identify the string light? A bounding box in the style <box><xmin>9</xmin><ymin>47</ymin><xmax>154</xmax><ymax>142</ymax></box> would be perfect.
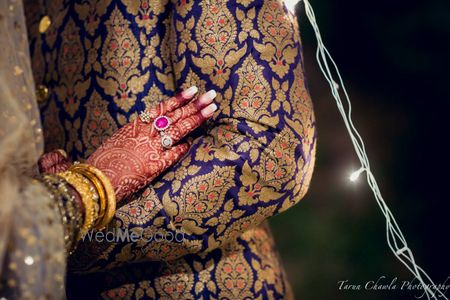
<box><xmin>349</xmin><ymin>167</ymin><xmax>365</xmax><ymax>182</ymax></box>
<box><xmin>299</xmin><ymin>1</ymin><xmax>447</xmax><ymax>299</ymax></box>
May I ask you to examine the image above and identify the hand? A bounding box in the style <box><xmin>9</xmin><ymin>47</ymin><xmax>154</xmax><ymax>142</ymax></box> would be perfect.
<box><xmin>38</xmin><ymin>149</ymin><xmax>72</xmax><ymax>174</ymax></box>
<box><xmin>86</xmin><ymin>87</ymin><xmax>217</xmax><ymax>202</ymax></box>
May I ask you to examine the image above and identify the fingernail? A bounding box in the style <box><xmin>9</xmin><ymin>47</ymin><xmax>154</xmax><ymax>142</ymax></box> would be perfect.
<box><xmin>182</xmin><ymin>86</ymin><xmax>198</xmax><ymax>98</ymax></box>
<box><xmin>199</xmin><ymin>89</ymin><xmax>217</xmax><ymax>106</ymax></box>
<box><xmin>201</xmin><ymin>103</ymin><xmax>218</xmax><ymax>118</ymax></box>
<box><xmin>206</xmin><ymin>89</ymin><xmax>217</xmax><ymax>99</ymax></box>
<box><xmin>56</xmin><ymin>149</ymin><xmax>68</xmax><ymax>159</ymax></box>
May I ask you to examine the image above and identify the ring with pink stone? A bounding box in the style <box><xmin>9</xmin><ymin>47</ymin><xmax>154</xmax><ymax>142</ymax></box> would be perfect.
<box><xmin>153</xmin><ymin>116</ymin><xmax>171</xmax><ymax>131</ymax></box>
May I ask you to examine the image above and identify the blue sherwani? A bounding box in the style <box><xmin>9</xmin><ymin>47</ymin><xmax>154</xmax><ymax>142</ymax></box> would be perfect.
<box><xmin>25</xmin><ymin>0</ymin><xmax>316</xmax><ymax>298</ymax></box>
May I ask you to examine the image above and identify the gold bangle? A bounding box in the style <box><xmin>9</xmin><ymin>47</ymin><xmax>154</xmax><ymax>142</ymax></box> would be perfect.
<box><xmin>70</xmin><ymin>166</ymin><xmax>107</xmax><ymax>229</ymax></box>
<box><xmin>57</xmin><ymin>171</ymin><xmax>98</xmax><ymax>239</ymax></box>
<box><xmin>70</xmin><ymin>163</ymin><xmax>116</xmax><ymax>229</ymax></box>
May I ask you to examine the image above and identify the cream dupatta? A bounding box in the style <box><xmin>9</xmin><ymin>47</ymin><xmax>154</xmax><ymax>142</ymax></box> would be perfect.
<box><xmin>0</xmin><ymin>0</ymin><xmax>66</xmax><ymax>298</ymax></box>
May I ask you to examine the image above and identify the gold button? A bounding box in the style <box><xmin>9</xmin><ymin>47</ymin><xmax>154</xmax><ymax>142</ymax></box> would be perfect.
<box><xmin>36</xmin><ymin>84</ymin><xmax>49</xmax><ymax>103</ymax></box>
<box><xmin>39</xmin><ymin>16</ymin><xmax>51</xmax><ymax>34</ymax></box>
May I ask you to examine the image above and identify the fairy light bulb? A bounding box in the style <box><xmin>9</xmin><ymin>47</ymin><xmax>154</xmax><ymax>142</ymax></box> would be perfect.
<box><xmin>349</xmin><ymin>167</ymin><xmax>365</xmax><ymax>182</ymax></box>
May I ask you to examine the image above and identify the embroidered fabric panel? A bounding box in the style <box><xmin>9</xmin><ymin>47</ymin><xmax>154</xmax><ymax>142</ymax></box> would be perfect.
<box><xmin>67</xmin><ymin>223</ymin><xmax>294</xmax><ymax>299</ymax></box>
<box><xmin>26</xmin><ymin>0</ymin><xmax>316</xmax><ymax>298</ymax></box>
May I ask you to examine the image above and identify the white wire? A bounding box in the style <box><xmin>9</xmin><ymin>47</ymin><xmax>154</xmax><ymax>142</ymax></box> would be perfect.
<box><xmin>300</xmin><ymin>1</ymin><xmax>448</xmax><ymax>299</ymax></box>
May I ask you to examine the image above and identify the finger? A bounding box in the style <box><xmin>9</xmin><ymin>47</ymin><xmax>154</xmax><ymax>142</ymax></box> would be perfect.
<box><xmin>38</xmin><ymin>150</ymin><xmax>71</xmax><ymax>174</ymax></box>
<box><xmin>166</xmin><ymin>89</ymin><xmax>217</xmax><ymax>124</ymax></box>
<box><xmin>144</xmin><ymin>86</ymin><xmax>198</xmax><ymax>119</ymax></box>
<box><xmin>164</xmin><ymin>103</ymin><xmax>218</xmax><ymax>144</ymax></box>
<box><xmin>160</xmin><ymin>143</ymin><xmax>191</xmax><ymax>168</ymax></box>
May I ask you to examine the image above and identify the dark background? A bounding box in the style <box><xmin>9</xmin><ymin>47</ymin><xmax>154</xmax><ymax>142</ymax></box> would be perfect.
<box><xmin>270</xmin><ymin>0</ymin><xmax>450</xmax><ymax>299</ymax></box>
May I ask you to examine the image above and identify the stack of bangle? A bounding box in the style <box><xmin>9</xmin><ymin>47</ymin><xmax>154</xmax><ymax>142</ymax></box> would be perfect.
<box><xmin>40</xmin><ymin>174</ymin><xmax>84</xmax><ymax>253</ymax></box>
<box><xmin>56</xmin><ymin>163</ymin><xmax>116</xmax><ymax>241</ymax></box>
<box><xmin>69</xmin><ymin>163</ymin><xmax>116</xmax><ymax>230</ymax></box>
<box><xmin>39</xmin><ymin>163</ymin><xmax>116</xmax><ymax>253</ymax></box>
<box><xmin>57</xmin><ymin>170</ymin><xmax>100</xmax><ymax>240</ymax></box>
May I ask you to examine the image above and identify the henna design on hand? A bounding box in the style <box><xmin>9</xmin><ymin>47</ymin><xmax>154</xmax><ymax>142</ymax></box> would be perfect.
<box><xmin>86</xmin><ymin>87</ymin><xmax>218</xmax><ymax>202</ymax></box>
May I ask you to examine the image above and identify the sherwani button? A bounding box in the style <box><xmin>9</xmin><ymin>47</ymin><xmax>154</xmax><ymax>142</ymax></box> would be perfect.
<box><xmin>36</xmin><ymin>84</ymin><xmax>49</xmax><ymax>103</ymax></box>
<box><xmin>38</xmin><ymin>16</ymin><xmax>51</xmax><ymax>34</ymax></box>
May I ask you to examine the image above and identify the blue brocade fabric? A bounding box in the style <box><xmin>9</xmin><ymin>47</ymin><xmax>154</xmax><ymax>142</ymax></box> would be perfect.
<box><xmin>25</xmin><ymin>0</ymin><xmax>316</xmax><ymax>298</ymax></box>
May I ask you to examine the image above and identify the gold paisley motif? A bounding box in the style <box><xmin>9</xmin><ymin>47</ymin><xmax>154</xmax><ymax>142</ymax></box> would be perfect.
<box><xmin>280</xmin><ymin>142</ymin><xmax>316</xmax><ymax>213</ymax></box>
<box><xmin>139</xmin><ymin>226</ymin><xmax>202</xmax><ymax>261</ymax></box>
<box><xmin>216</xmin><ymin>242</ymin><xmax>254</xmax><ymax>300</ymax></box>
<box><xmin>163</xmin><ymin>165</ymin><xmax>236</xmax><ymax>235</ymax></box>
<box><xmin>174</xmin><ymin>0</ymin><xmax>194</xmax><ymax>18</ymax></box>
<box><xmin>158</xmin><ymin>156</ymin><xmax>201</xmax><ymax>193</ymax></box>
<box><xmin>140</xmin><ymin>32</ymin><xmax>163</xmax><ymax>70</ymax></box>
<box><xmin>101</xmin><ymin>283</ymin><xmax>136</xmax><ymax>300</ymax></box>
<box><xmin>97</xmin><ymin>8</ymin><xmax>149</xmax><ymax>112</ymax></box>
<box><xmin>123</xmin><ymin>0</ymin><xmax>168</xmax><ymax>33</ymax></box>
<box><xmin>192</xmin><ymin>0</ymin><xmax>247</xmax><ymax>88</ymax></box>
<box><xmin>176</xmin><ymin>16</ymin><xmax>197</xmax><ymax>56</ymax></box>
<box><xmin>84</xmin><ymin>36</ymin><xmax>102</xmax><ymax>74</ymax></box>
<box><xmin>142</xmin><ymin>84</ymin><xmax>165</xmax><ymax>110</ymax></box>
<box><xmin>211</xmin><ymin>121</ymin><xmax>245</xmax><ymax>146</ymax></box>
<box><xmin>232</xmin><ymin>55</ymin><xmax>271</xmax><ymax>121</ymax></box>
<box><xmin>254</xmin><ymin>0</ymin><xmax>298</xmax><ymax>78</ymax></box>
<box><xmin>155</xmin><ymin>260</ymin><xmax>195</xmax><ymax>299</ymax></box>
<box><xmin>271</xmin><ymin>77</ymin><xmax>290</xmax><ymax>113</ymax></box>
<box><xmin>193</xmin><ymin>258</ymin><xmax>217</xmax><ymax>296</ymax></box>
<box><xmin>135</xmin><ymin>281</ymin><xmax>156</xmax><ymax>300</ymax></box>
<box><xmin>115</xmin><ymin>187</ymin><xmax>162</xmax><ymax>227</ymax></box>
<box><xmin>194</xmin><ymin>127</ymin><xmax>243</xmax><ymax>163</ymax></box>
<box><xmin>288</xmin><ymin>63</ymin><xmax>315</xmax><ymax>141</ymax></box>
<box><xmin>256</xmin><ymin>126</ymin><xmax>298</xmax><ymax>188</ymax></box>
<box><xmin>290</xmin><ymin>63</ymin><xmax>313</xmax><ymax>119</ymax></box>
<box><xmin>82</xmin><ymin>91</ymin><xmax>118</xmax><ymax>157</ymax></box>
<box><xmin>243</xmin><ymin>223</ymin><xmax>286</xmax><ymax>295</ymax></box>
<box><xmin>54</xmin><ymin>18</ymin><xmax>90</xmax><ymax>117</ymax></box>
<box><xmin>75</xmin><ymin>0</ymin><xmax>112</xmax><ymax>36</ymax></box>
<box><xmin>236</xmin><ymin>7</ymin><xmax>260</xmax><ymax>43</ymax></box>
<box><xmin>180</xmin><ymin>69</ymin><xmax>207</xmax><ymax>95</ymax></box>
<box><xmin>205</xmin><ymin>199</ymin><xmax>245</xmax><ymax>237</ymax></box>
<box><xmin>238</xmin><ymin>161</ymin><xmax>282</xmax><ymax>206</ymax></box>
<box><xmin>237</xmin><ymin>127</ymin><xmax>298</xmax><ymax>206</ymax></box>
<box><xmin>214</xmin><ymin>204</ymin><xmax>277</xmax><ymax>249</ymax></box>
